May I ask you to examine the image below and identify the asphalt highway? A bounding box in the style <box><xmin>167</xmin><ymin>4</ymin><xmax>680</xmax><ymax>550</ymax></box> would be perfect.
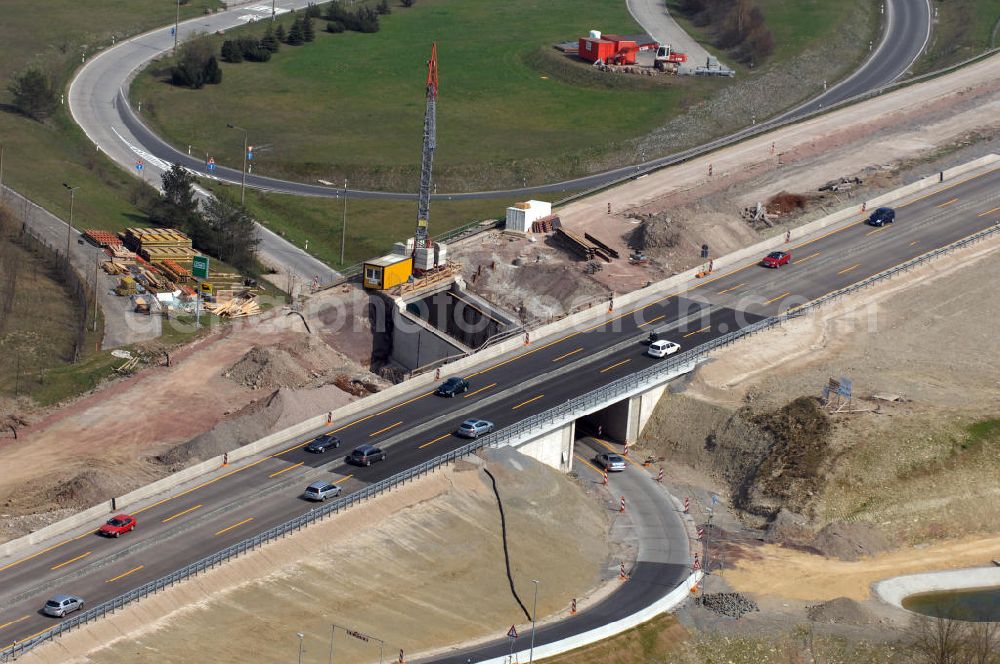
<box><xmin>2</xmin><ymin>165</ymin><xmax>998</xmax><ymax>653</ymax></box>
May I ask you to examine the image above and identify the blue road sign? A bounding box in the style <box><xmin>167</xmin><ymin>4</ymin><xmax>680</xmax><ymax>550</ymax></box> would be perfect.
<box><xmin>135</xmin><ymin>161</ymin><xmax>144</xmax><ymax>171</ymax></box>
<box><xmin>207</xmin><ymin>157</ymin><xmax>216</xmax><ymax>172</ymax></box>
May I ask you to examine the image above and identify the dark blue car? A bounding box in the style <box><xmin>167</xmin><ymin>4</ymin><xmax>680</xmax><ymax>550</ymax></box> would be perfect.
<box><xmin>866</xmin><ymin>207</ymin><xmax>895</xmax><ymax>227</ymax></box>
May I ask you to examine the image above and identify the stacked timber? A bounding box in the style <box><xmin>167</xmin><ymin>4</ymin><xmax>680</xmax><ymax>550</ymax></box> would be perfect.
<box><xmin>84</xmin><ymin>230</ymin><xmax>123</xmax><ymax>247</ymax></box>
<box><xmin>531</xmin><ymin>215</ymin><xmax>559</xmax><ymax>234</ymax></box>
<box><xmin>158</xmin><ymin>259</ymin><xmax>192</xmax><ymax>283</ymax></box>
<box><xmin>205</xmin><ymin>292</ymin><xmax>260</xmax><ymax>318</ymax></box>
<box><xmin>555</xmin><ymin>228</ymin><xmax>615</xmax><ymax>262</ymax></box>
<box><xmin>122</xmin><ymin>228</ymin><xmax>196</xmax><ymax>264</ymax></box>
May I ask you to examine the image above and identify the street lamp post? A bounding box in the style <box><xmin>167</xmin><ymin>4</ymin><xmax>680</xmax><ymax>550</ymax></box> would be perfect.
<box><xmin>340</xmin><ymin>178</ymin><xmax>348</xmax><ymax>265</ymax></box>
<box><xmin>227</xmin><ymin>123</ymin><xmax>248</xmax><ymax>205</ymax></box>
<box><xmin>62</xmin><ymin>183</ymin><xmax>79</xmax><ymax>274</ymax></box>
<box><xmin>297</xmin><ymin>632</ymin><xmax>305</xmax><ymax>664</ymax></box>
<box><xmin>529</xmin><ymin>579</ymin><xmax>539</xmax><ymax>664</ymax></box>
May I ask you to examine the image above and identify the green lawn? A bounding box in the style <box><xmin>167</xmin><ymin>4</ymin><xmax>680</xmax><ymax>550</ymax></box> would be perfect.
<box><xmin>213</xmin><ymin>181</ymin><xmax>514</xmax><ymax>268</ymax></box>
<box><xmin>918</xmin><ymin>0</ymin><xmax>1000</xmax><ymax>71</ymax></box>
<box><xmin>132</xmin><ymin>0</ymin><xmax>701</xmax><ymax>191</ymax></box>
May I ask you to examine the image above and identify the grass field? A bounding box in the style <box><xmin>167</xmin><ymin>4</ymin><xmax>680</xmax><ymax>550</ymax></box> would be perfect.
<box><xmin>132</xmin><ymin>0</ymin><xmax>702</xmax><ymax>192</ymax></box>
<box><xmin>213</xmin><ymin>182</ymin><xmax>516</xmax><ymax>268</ymax></box>
<box><xmin>918</xmin><ymin>0</ymin><xmax>1000</xmax><ymax>72</ymax></box>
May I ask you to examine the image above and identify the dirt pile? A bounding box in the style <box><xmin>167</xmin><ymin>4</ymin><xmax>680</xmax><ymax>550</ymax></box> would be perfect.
<box><xmin>812</xmin><ymin>521</ymin><xmax>895</xmax><ymax>561</ymax></box>
<box><xmin>806</xmin><ymin>597</ymin><xmax>878</xmax><ymax>625</ymax></box>
<box><xmin>157</xmin><ymin>383</ymin><xmax>356</xmax><ymax>466</ymax></box>
<box><xmin>224</xmin><ymin>338</ymin><xmax>352</xmax><ymax>390</ymax></box>
<box><xmin>627</xmin><ymin>213</ymin><xmax>681</xmax><ymax>252</ymax></box>
<box><xmin>765</xmin><ymin>191</ymin><xmax>809</xmax><ymax>215</ymax></box>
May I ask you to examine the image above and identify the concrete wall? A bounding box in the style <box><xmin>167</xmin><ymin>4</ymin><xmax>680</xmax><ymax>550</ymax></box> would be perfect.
<box><xmin>516</xmin><ymin>421</ymin><xmax>575</xmax><ymax>472</ymax></box>
<box><xmin>875</xmin><ymin>567</ymin><xmax>1000</xmax><ymax>609</ymax></box>
<box><xmin>391</xmin><ymin>299</ymin><xmax>467</xmax><ymax>370</ymax></box>
<box><xmin>636</xmin><ymin>384</ymin><xmax>667</xmax><ymax>436</ymax></box>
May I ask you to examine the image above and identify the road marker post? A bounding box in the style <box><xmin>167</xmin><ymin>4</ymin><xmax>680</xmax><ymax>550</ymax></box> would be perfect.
<box><xmin>620</xmin><ymin>495</ymin><xmax>626</xmax><ymax>513</ymax></box>
<box><xmin>623</xmin><ymin>441</ymin><xmax>629</xmax><ymax>456</ymax></box>
<box><xmin>619</xmin><ymin>561</ymin><xmax>627</xmax><ymax>580</ymax></box>
<box><xmin>222</xmin><ymin>452</ymin><xmax>228</xmax><ymax>467</ymax></box>
<box><xmin>571</xmin><ymin>598</ymin><xmax>577</xmax><ymax>614</ymax></box>
<box><xmin>602</xmin><ymin>471</ymin><xmax>608</xmax><ymax>486</ymax></box>
<box><xmin>683</xmin><ymin>496</ymin><xmax>690</xmax><ymax>513</ymax></box>
<box><xmin>656</xmin><ymin>467</ymin><xmax>664</xmax><ymax>482</ymax></box>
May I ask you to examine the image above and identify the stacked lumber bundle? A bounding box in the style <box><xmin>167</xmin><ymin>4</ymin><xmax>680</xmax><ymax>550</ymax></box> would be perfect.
<box><xmin>103</xmin><ymin>261</ymin><xmax>129</xmax><ymax>275</ymax></box>
<box><xmin>205</xmin><ymin>293</ymin><xmax>260</xmax><ymax>318</ymax></box>
<box><xmin>122</xmin><ymin>228</ymin><xmax>196</xmax><ymax>263</ymax></box>
<box><xmin>108</xmin><ymin>244</ymin><xmax>137</xmax><ymax>263</ymax></box>
<box><xmin>158</xmin><ymin>259</ymin><xmax>192</xmax><ymax>283</ymax></box>
<box><xmin>135</xmin><ymin>265</ymin><xmax>170</xmax><ymax>293</ymax></box>
<box><xmin>555</xmin><ymin>228</ymin><xmax>615</xmax><ymax>262</ymax></box>
<box><xmin>84</xmin><ymin>230</ymin><xmax>123</xmax><ymax>247</ymax></box>
<box><xmin>531</xmin><ymin>214</ymin><xmax>560</xmax><ymax>234</ymax></box>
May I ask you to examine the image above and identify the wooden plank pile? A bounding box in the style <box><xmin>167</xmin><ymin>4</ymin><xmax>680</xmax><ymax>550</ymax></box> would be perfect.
<box><xmin>84</xmin><ymin>230</ymin><xmax>123</xmax><ymax>247</ymax></box>
<box><xmin>555</xmin><ymin>228</ymin><xmax>615</xmax><ymax>262</ymax></box>
<box><xmin>103</xmin><ymin>261</ymin><xmax>129</xmax><ymax>275</ymax></box>
<box><xmin>158</xmin><ymin>259</ymin><xmax>192</xmax><ymax>283</ymax></box>
<box><xmin>205</xmin><ymin>292</ymin><xmax>260</xmax><ymax>318</ymax></box>
<box><xmin>122</xmin><ymin>228</ymin><xmax>197</xmax><ymax>264</ymax></box>
<box><xmin>108</xmin><ymin>244</ymin><xmax>137</xmax><ymax>263</ymax></box>
<box><xmin>584</xmin><ymin>233</ymin><xmax>620</xmax><ymax>259</ymax></box>
<box><xmin>531</xmin><ymin>214</ymin><xmax>560</xmax><ymax>234</ymax></box>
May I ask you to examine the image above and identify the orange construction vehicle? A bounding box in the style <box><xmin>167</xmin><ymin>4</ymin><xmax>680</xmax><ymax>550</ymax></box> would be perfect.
<box><xmin>654</xmin><ymin>44</ymin><xmax>688</xmax><ymax>71</ymax></box>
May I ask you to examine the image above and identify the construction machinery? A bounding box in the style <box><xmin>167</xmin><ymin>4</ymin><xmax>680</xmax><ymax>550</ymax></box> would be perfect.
<box><xmin>412</xmin><ymin>43</ymin><xmax>439</xmax><ymax>273</ymax></box>
<box><xmin>653</xmin><ymin>44</ymin><xmax>688</xmax><ymax>71</ymax></box>
<box><xmin>608</xmin><ymin>40</ymin><xmax>639</xmax><ymax>65</ymax></box>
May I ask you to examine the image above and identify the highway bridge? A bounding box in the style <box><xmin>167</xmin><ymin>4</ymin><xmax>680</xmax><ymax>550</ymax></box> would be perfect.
<box><xmin>2</xmin><ymin>158</ymin><xmax>999</xmax><ymax>658</ymax></box>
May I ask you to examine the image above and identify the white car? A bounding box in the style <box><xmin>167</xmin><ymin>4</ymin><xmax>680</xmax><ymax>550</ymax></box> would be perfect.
<box><xmin>647</xmin><ymin>340</ymin><xmax>680</xmax><ymax>358</ymax></box>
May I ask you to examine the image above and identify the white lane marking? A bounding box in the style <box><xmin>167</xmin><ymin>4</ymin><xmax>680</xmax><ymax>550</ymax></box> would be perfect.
<box><xmin>111</xmin><ymin>126</ymin><xmax>172</xmax><ymax>171</ymax></box>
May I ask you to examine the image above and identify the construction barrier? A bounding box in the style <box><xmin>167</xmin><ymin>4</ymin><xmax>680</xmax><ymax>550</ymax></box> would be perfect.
<box><xmin>656</xmin><ymin>467</ymin><xmax>664</xmax><ymax>482</ymax></box>
<box><xmin>620</xmin><ymin>496</ymin><xmax>626</xmax><ymax>513</ymax></box>
<box><xmin>683</xmin><ymin>496</ymin><xmax>690</xmax><ymax>513</ymax></box>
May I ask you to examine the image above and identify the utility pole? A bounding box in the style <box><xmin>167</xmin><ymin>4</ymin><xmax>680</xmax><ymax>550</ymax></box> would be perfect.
<box><xmin>328</xmin><ymin>625</ymin><xmax>336</xmax><ymax>664</ymax></box>
<box><xmin>296</xmin><ymin>632</ymin><xmax>304</xmax><ymax>664</ymax></box>
<box><xmin>92</xmin><ymin>248</ymin><xmax>100</xmax><ymax>332</ymax></box>
<box><xmin>174</xmin><ymin>0</ymin><xmax>180</xmax><ymax>53</ymax></box>
<box><xmin>340</xmin><ymin>178</ymin><xmax>348</xmax><ymax>265</ymax></box>
<box><xmin>227</xmin><ymin>123</ymin><xmax>248</xmax><ymax>205</ymax></box>
<box><xmin>62</xmin><ymin>183</ymin><xmax>80</xmax><ymax>276</ymax></box>
<box><xmin>0</xmin><ymin>143</ymin><xmax>5</xmax><ymax>199</ymax></box>
<box><xmin>529</xmin><ymin>580</ymin><xmax>539</xmax><ymax>664</ymax></box>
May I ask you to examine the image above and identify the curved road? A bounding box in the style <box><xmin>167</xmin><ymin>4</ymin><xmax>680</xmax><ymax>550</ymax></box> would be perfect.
<box><xmin>71</xmin><ymin>0</ymin><xmax>930</xmax><ymax>205</ymax></box>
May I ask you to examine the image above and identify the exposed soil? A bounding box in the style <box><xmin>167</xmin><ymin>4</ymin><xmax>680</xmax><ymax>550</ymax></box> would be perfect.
<box><xmin>23</xmin><ymin>449</ymin><xmax>613</xmax><ymax>664</ymax></box>
<box><xmin>0</xmin><ymin>314</ymin><xmax>384</xmax><ymax>541</ymax></box>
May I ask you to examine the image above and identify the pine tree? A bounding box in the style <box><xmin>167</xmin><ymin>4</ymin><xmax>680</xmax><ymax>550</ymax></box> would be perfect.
<box><xmin>275</xmin><ymin>23</ymin><xmax>286</xmax><ymax>43</ymax></box>
<box><xmin>287</xmin><ymin>16</ymin><xmax>304</xmax><ymax>45</ymax></box>
<box><xmin>7</xmin><ymin>68</ymin><xmax>58</xmax><ymax>120</ymax></box>
<box><xmin>376</xmin><ymin>0</ymin><xmax>390</xmax><ymax>15</ymax></box>
<box><xmin>261</xmin><ymin>25</ymin><xmax>280</xmax><ymax>53</ymax></box>
<box><xmin>302</xmin><ymin>17</ymin><xmax>315</xmax><ymax>42</ymax></box>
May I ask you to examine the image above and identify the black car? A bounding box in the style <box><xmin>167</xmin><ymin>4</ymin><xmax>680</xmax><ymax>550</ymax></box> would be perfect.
<box><xmin>347</xmin><ymin>444</ymin><xmax>387</xmax><ymax>467</ymax></box>
<box><xmin>305</xmin><ymin>433</ymin><xmax>341</xmax><ymax>454</ymax></box>
<box><xmin>436</xmin><ymin>376</ymin><xmax>470</xmax><ymax>397</ymax></box>
<box><xmin>866</xmin><ymin>206</ymin><xmax>895</xmax><ymax>227</ymax></box>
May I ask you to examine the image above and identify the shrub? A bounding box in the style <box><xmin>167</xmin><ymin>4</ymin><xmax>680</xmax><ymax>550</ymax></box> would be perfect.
<box><xmin>326</xmin><ymin>21</ymin><xmax>345</xmax><ymax>33</ymax></box>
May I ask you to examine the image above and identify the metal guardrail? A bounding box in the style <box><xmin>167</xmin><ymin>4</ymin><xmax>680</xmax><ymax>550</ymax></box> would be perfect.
<box><xmin>4</xmin><ymin>221</ymin><xmax>999</xmax><ymax>661</ymax></box>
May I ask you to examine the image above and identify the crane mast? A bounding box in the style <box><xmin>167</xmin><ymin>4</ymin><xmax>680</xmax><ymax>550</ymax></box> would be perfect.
<box><xmin>414</xmin><ymin>43</ymin><xmax>438</xmax><ymax>254</ymax></box>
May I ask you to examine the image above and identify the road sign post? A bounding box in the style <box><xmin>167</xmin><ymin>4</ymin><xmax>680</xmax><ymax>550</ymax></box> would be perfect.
<box><xmin>192</xmin><ymin>255</ymin><xmax>209</xmax><ymax>279</ymax></box>
<box><xmin>507</xmin><ymin>625</ymin><xmax>518</xmax><ymax>663</ymax></box>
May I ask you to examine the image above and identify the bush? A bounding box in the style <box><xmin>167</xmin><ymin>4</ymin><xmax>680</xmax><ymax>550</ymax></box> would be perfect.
<box><xmin>376</xmin><ymin>0</ymin><xmax>390</xmax><ymax>15</ymax></box>
<box><xmin>170</xmin><ymin>40</ymin><xmax>223</xmax><ymax>88</ymax></box>
<box><xmin>7</xmin><ymin>68</ymin><xmax>58</xmax><ymax>120</ymax></box>
<box><xmin>401</xmin><ymin>0</ymin><xmax>415</xmax><ymax>6</ymax></box>
<box><xmin>326</xmin><ymin>20</ymin><xmax>345</xmax><ymax>33</ymax></box>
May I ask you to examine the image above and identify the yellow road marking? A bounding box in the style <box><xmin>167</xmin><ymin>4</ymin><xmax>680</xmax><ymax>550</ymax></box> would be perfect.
<box><xmin>600</xmin><ymin>359</ymin><xmax>631</xmax><ymax>373</ymax></box>
<box><xmin>837</xmin><ymin>263</ymin><xmax>861</xmax><ymax>275</ymax></box>
<box><xmin>865</xmin><ymin>227</ymin><xmax>885</xmax><ymax>236</ymax></box>
<box><xmin>764</xmin><ymin>291</ymin><xmax>790</xmax><ymax>305</ymax></box>
<box><xmin>512</xmin><ymin>394</ymin><xmax>545</xmax><ymax>410</ymax></box>
<box><xmin>12</xmin><ymin>626</ymin><xmax>54</xmax><ymax>647</ymax></box>
<box><xmin>793</xmin><ymin>251</ymin><xmax>820</xmax><ymax>265</ymax></box>
<box><xmin>464</xmin><ymin>382</ymin><xmax>497</xmax><ymax>399</ymax></box>
<box><xmin>573</xmin><ymin>454</ymin><xmax>604</xmax><ymax>474</ymax></box>
<box><xmin>639</xmin><ymin>314</ymin><xmax>665</xmax><ymax>327</ymax></box>
<box><xmin>683</xmin><ymin>325</ymin><xmax>709</xmax><ymax>338</ymax></box>
<box><xmin>50</xmin><ymin>550</ymin><xmax>91</xmax><ymax>571</ymax></box>
<box><xmin>936</xmin><ymin>197</ymin><xmax>958</xmax><ymax>208</ymax></box>
<box><xmin>419</xmin><ymin>434</ymin><xmax>451</xmax><ymax>449</ymax></box>
<box><xmin>215</xmin><ymin>518</ymin><xmax>254</xmax><ymax>537</ymax></box>
<box><xmin>369</xmin><ymin>421</ymin><xmax>403</xmax><ymax>437</ymax></box>
<box><xmin>0</xmin><ymin>616</ymin><xmax>28</xmax><ymax>631</ymax></box>
<box><xmin>268</xmin><ymin>462</ymin><xmax>303</xmax><ymax>478</ymax></box>
<box><xmin>717</xmin><ymin>282</ymin><xmax>745</xmax><ymax>294</ymax></box>
<box><xmin>977</xmin><ymin>205</ymin><xmax>1000</xmax><ymax>217</ymax></box>
<box><xmin>909</xmin><ymin>240</ymin><xmax>920</xmax><ymax>246</ymax></box>
<box><xmin>333</xmin><ymin>474</ymin><xmax>353</xmax><ymax>484</ymax></box>
<box><xmin>161</xmin><ymin>504</ymin><xmax>203</xmax><ymax>524</ymax></box>
<box><xmin>552</xmin><ymin>347</ymin><xmax>584</xmax><ymax>362</ymax></box>
<box><xmin>106</xmin><ymin>565</ymin><xmax>144</xmax><ymax>583</ymax></box>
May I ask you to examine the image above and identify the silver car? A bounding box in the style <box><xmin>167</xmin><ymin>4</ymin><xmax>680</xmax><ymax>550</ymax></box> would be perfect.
<box><xmin>42</xmin><ymin>594</ymin><xmax>84</xmax><ymax>618</ymax></box>
<box><xmin>595</xmin><ymin>453</ymin><xmax>627</xmax><ymax>472</ymax></box>
<box><xmin>456</xmin><ymin>419</ymin><xmax>494</xmax><ymax>438</ymax></box>
<box><xmin>303</xmin><ymin>481</ymin><xmax>342</xmax><ymax>502</ymax></box>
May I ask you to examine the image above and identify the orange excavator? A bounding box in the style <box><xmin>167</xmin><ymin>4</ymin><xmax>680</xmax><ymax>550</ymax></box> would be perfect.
<box><xmin>608</xmin><ymin>41</ymin><xmax>639</xmax><ymax>65</ymax></box>
<box><xmin>653</xmin><ymin>44</ymin><xmax>688</xmax><ymax>71</ymax></box>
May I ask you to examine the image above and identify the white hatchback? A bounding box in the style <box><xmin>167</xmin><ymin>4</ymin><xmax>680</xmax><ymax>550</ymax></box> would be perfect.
<box><xmin>647</xmin><ymin>340</ymin><xmax>681</xmax><ymax>358</ymax></box>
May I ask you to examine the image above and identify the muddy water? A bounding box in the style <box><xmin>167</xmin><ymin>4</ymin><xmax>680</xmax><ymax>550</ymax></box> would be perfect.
<box><xmin>903</xmin><ymin>587</ymin><xmax>1000</xmax><ymax>622</ymax></box>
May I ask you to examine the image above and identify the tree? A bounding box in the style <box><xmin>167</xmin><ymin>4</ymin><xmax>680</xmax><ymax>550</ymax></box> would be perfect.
<box><xmin>150</xmin><ymin>165</ymin><xmax>201</xmax><ymax>234</ymax></box>
<box><xmin>221</xmin><ymin>39</ymin><xmax>244</xmax><ymax>63</ymax></box>
<box><xmin>275</xmin><ymin>23</ymin><xmax>286</xmax><ymax>43</ymax></box>
<box><xmin>376</xmin><ymin>0</ymin><xmax>390</xmax><ymax>15</ymax></box>
<box><xmin>204</xmin><ymin>56</ymin><xmax>223</xmax><ymax>84</ymax></box>
<box><xmin>7</xmin><ymin>68</ymin><xmax>58</xmax><ymax>120</ymax></box>
<box><xmin>401</xmin><ymin>0</ymin><xmax>415</xmax><ymax>7</ymax></box>
<box><xmin>305</xmin><ymin>2</ymin><xmax>321</xmax><ymax>18</ymax></box>
<box><xmin>287</xmin><ymin>16</ymin><xmax>304</xmax><ymax>45</ymax></box>
<box><xmin>198</xmin><ymin>192</ymin><xmax>260</xmax><ymax>274</ymax></box>
<box><xmin>170</xmin><ymin>40</ymin><xmax>222</xmax><ymax>88</ymax></box>
<box><xmin>261</xmin><ymin>24</ymin><xmax>280</xmax><ymax>53</ymax></box>
<box><xmin>303</xmin><ymin>16</ymin><xmax>316</xmax><ymax>42</ymax></box>
<box><xmin>326</xmin><ymin>21</ymin><xmax>345</xmax><ymax>33</ymax></box>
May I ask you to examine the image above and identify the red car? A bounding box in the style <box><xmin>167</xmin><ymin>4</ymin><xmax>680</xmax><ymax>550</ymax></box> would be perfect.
<box><xmin>761</xmin><ymin>251</ymin><xmax>791</xmax><ymax>268</ymax></box>
<box><xmin>100</xmin><ymin>514</ymin><xmax>136</xmax><ymax>538</ymax></box>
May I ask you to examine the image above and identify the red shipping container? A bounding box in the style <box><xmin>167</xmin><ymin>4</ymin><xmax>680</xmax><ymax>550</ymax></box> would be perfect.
<box><xmin>578</xmin><ymin>38</ymin><xmax>617</xmax><ymax>63</ymax></box>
